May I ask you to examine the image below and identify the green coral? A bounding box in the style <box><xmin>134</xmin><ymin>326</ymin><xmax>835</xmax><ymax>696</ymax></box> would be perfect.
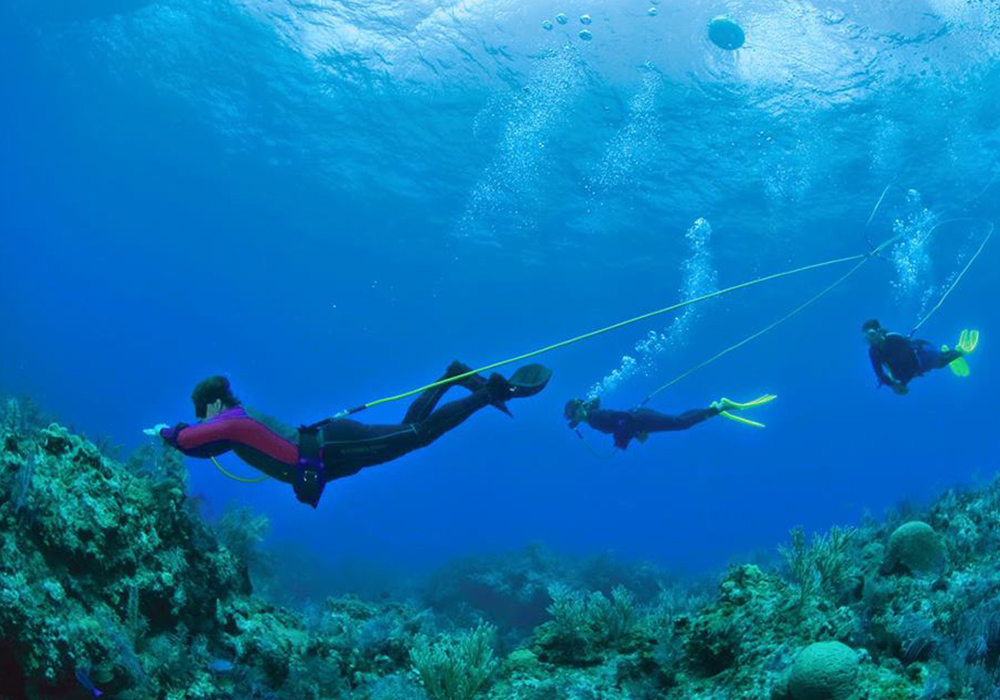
<box><xmin>885</xmin><ymin>521</ymin><xmax>945</xmax><ymax>574</ymax></box>
<box><xmin>788</xmin><ymin>642</ymin><xmax>858</xmax><ymax>700</ymax></box>
<box><xmin>532</xmin><ymin>584</ymin><xmax>643</xmax><ymax>666</ymax></box>
<box><xmin>411</xmin><ymin>623</ymin><xmax>498</xmax><ymax>700</ymax></box>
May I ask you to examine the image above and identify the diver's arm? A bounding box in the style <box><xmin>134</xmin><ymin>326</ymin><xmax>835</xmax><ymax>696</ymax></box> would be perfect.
<box><xmin>159</xmin><ymin>421</ymin><xmax>234</xmax><ymax>458</ymax></box>
<box><xmin>584</xmin><ymin>409</ymin><xmax>637</xmax><ymax>449</ymax></box>
<box><xmin>160</xmin><ymin>408</ymin><xmax>299</xmax><ymax>465</ymax></box>
<box><xmin>585</xmin><ymin>409</ymin><xmax>630</xmax><ymax>435</ymax></box>
<box><xmin>868</xmin><ymin>347</ymin><xmax>892</xmax><ymax>388</ymax></box>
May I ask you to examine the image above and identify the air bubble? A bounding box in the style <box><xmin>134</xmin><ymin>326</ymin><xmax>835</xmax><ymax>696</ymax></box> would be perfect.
<box><xmin>542</xmin><ymin>19</ymin><xmax>553</xmax><ymax>30</ymax></box>
<box><xmin>555</xmin><ymin>13</ymin><xmax>568</xmax><ymax>25</ymax></box>
<box><xmin>822</xmin><ymin>9</ymin><xmax>845</xmax><ymax>25</ymax></box>
<box><xmin>708</xmin><ymin>16</ymin><xmax>746</xmax><ymax>50</ymax></box>
<box><xmin>579</xmin><ymin>29</ymin><xmax>593</xmax><ymax>41</ymax></box>
<box><xmin>580</xmin><ymin>14</ymin><xmax>592</xmax><ymax>25</ymax></box>
<box><xmin>648</xmin><ymin>7</ymin><xmax>658</xmax><ymax>16</ymax></box>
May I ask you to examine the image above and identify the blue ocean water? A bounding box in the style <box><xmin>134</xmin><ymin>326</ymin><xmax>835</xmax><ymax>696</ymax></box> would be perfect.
<box><xmin>1</xmin><ymin>0</ymin><xmax>998</xmax><ymax>588</ymax></box>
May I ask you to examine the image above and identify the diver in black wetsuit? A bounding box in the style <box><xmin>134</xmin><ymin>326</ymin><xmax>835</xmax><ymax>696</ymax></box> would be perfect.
<box><xmin>564</xmin><ymin>397</ymin><xmax>736</xmax><ymax>450</ymax></box>
<box><xmin>862</xmin><ymin>319</ymin><xmax>976</xmax><ymax>395</ymax></box>
<box><xmin>149</xmin><ymin>361</ymin><xmax>552</xmax><ymax>508</ymax></box>
<box><xmin>565</xmin><ymin>391</ymin><xmax>777</xmax><ymax>449</ymax></box>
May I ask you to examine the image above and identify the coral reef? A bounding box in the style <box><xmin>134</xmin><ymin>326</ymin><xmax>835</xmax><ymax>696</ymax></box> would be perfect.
<box><xmin>4</xmin><ymin>398</ymin><xmax>1000</xmax><ymax>700</ymax></box>
<box><xmin>0</xmin><ymin>403</ymin><xmax>433</xmax><ymax>700</ymax></box>
<box><xmin>788</xmin><ymin>641</ymin><xmax>858</xmax><ymax>700</ymax></box>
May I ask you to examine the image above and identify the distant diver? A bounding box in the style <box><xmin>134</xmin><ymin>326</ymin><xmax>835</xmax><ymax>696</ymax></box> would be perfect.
<box><xmin>564</xmin><ymin>394</ymin><xmax>776</xmax><ymax>450</ymax></box>
<box><xmin>145</xmin><ymin>362</ymin><xmax>552</xmax><ymax>507</ymax></box>
<box><xmin>863</xmin><ymin>319</ymin><xmax>979</xmax><ymax>394</ymax></box>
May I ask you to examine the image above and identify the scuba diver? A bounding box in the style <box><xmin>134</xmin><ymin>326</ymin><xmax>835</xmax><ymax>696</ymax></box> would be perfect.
<box><xmin>144</xmin><ymin>361</ymin><xmax>552</xmax><ymax>508</ymax></box>
<box><xmin>862</xmin><ymin>319</ymin><xmax>979</xmax><ymax>394</ymax></box>
<box><xmin>564</xmin><ymin>394</ymin><xmax>776</xmax><ymax>450</ymax></box>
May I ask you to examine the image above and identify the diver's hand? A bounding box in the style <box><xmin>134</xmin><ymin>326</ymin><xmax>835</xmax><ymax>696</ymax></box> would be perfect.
<box><xmin>891</xmin><ymin>383</ymin><xmax>909</xmax><ymax>395</ymax></box>
<box><xmin>143</xmin><ymin>423</ymin><xmax>170</xmax><ymax>436</ymax></box>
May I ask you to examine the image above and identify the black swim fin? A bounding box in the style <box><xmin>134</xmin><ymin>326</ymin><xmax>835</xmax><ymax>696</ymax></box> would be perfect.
<box><xmin>507</xmin><ymin>363</ymin><xmax>553</xmax><ymax>398</ymax></box>
<box><xmin>486</xmin><ymin>364</ymin><xmax>553</xmax><ymax>417</ymax></box>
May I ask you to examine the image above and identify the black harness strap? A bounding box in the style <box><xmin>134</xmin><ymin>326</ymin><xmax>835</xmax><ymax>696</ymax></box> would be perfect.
<box><xmin>294</xmin><ymin>425</ymin><xmax>326</xmax><ymax>508</ymax></box>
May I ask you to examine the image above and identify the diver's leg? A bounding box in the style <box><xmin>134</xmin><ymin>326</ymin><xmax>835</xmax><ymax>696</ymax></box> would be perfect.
<box><xmin>633</xmin><ymin>407</ymin><xmax>717</xmax><ymax>433</ymax></box>
<box><xmin>915</xmin><ymin>344</ymin><xmax>962</xmax><ymax>372</ymax></box>
<box><xmin>933</xmin><ymin>349</ymin><xmax>964</xmax><ymax>369</ymax></box>
<box><xmin>319</xmin><ymin>419</ymin><xmax>423</xmax><ymax>479</ymax></box>
<box><xmin>409</xmin><ymin>382</ymin><xmax>499</xmax><ymax>446</ymax></box>
<box><xmin>402</xmin><ymin>361</ymin><xmax>484</xmax><ymax>424</ymax></box>
<box><xmin>322</xmin><ymin>367</ymin><xmax>549</xmax><ymax>476</ymax></box>
<box><xmin>321</xmin><ymin>382</ymin><xmax>498</xmax><ymax>478</ymax></box>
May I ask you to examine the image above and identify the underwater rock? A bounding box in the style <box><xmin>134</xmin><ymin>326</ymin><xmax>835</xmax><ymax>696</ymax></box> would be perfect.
<box><xmin>885</xmin><ymin>521</ymin><xmax>944</xmax><ymax>574</ymax></box>
<box><xmin>507</xmin><ymin>648</ymin><xmax>540</xmax><ymax>674</ymax></box>
<box><xmin>684</xmin><ymin>610</ymin><xmax>740</xmax><ymax>676</ymax></box>
<box><xmin>788</xmin><ymin>641</ymin><xmax>859</xmax><ymax>700</ymax></box>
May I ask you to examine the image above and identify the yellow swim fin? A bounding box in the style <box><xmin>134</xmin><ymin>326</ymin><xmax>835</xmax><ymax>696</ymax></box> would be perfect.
<box><xmin>958</xmin><ymin>329</ymin><xmax>980</xmax><ymax>354</ymax></box>
<box><xmin>944</xmin><ymin>330</ymin><xmax>979</xmax><ymax>377</ymax></box>
<box><xmin>943</xmin><ymin>346</ymin><xmax>971</xmax><ymax>377</ymax></box>
<box><xmin>711</xmin><ymin>394</ymin><xmax>777</xmax><ymax>429</ymax></box>
<box><xmin>719</xmin><ymin>411</ymin><xmax>767</xmax><ymax>428</ymax></box>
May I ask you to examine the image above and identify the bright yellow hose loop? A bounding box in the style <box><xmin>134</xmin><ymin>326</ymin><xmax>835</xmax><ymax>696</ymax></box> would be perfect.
<box><xmin>211</xmin><ymin>456</ymin><xmax>269</xmax><ymax>483</ymax></box>
<box><xmin>909</xmin><ymin>220</ymin><xmax>994</xmax><ymax>336</ymax></box>
<box><xmin>203</xmin><ymin>214</ymin><xmax>991</xmax><ymax>475</ymax></box>
<box><xmin>642</xmin><ymin>257</ymin><xmax>870</xmax><ymax>404</ymax></box>
<box><xmin>643</xmin><ymin>219</ymin><xmax>992</xmax><ymax>404</ymax></box>
<box><xmin>345</xmin><ymin>249</ymin><xmax>879</xmax><ymax>418</ymax></box>
<box><xmin>574</xmin><ymin>430</ymin><xmax>618</xmax><ymax>461</ymax></box>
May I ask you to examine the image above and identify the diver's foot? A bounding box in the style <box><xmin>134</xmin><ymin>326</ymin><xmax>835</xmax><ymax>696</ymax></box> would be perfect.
<box><xmin>446</xmin><ymin>360</ymin><xmax>510</xmax><ymax>415</ymax></box>
<box><xmin>447</xmin><ymin>360</ymin><xmax>488</xmax><ymax>392</ymax></box>
<box><xmin>485</xmin><ymin>364</ymin><xmax>553</xmax><ymax>416</ymax></box>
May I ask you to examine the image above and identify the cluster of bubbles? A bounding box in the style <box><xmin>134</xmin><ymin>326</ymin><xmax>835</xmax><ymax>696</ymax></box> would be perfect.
<box><xmin>889</xmin><ymin>189</ymin><xmax>988</xmax><ymax>327</ymax></box>
<box><xmin>542</xmin><ymin>12</ymin><xmax>594</xmax><ymax>41</ymax></box>
<box><xmin>588</xmin><ymin>67</ymin><xmax>661</xmax><ymax>192</ymax></box>
<box><xmin>541</xmin><ymin>3</ymin><xmax>660</xmax><ymax>40</ymax></box>
<box><xmin>889</xmin><ymin>189</ymin><xmax>937</xmax><ymax>311</ymax></box>
<box><xmin>541</xmin><ymin>12</ymin><xmax>593</xmax><ymax>41</ymax></box>
<box><xmin>587</xmin><ymin>218</ymin><xmax>717</xmax><ymax>400</ymax></box>
<box><xmin>457</xmin><ymin>50</ymin><xmax>582</xmax><ymax>241</ymax></box>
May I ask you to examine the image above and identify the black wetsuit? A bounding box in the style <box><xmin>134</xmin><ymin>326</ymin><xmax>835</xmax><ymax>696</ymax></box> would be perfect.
<box><xmin>868</xmin><ymin>333</ymin><xmax>961</xmax><ymax>388</ymax></box>
<box><xmin>162</xmin><ymin>367</ymin><xmax>498</xmax><ymax>507</ymax></box>
<box><xmin>584</xmin><ymin>406</ymin><xmax>720</xmax><ymax>450</ymax></box>
<box><xmin>314</xmin><ymin>378</ymin><xmax>493</xmax><ymax>479</ymax></box>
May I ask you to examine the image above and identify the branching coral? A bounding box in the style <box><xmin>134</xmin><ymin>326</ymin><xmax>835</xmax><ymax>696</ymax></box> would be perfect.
<box><xmin>411</xmin><ymin>623</ymin><xmax>498</xmax><ymax>700</ymax></box>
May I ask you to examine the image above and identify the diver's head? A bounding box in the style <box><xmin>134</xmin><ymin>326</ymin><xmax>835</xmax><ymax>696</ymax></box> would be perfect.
<box><xmin>192</xmin><ymin>375</ymin><xmax>241</xmax><ymax>419</ymax></box>
<box><xmin>564</xmin><ymin>397</ymin><xmax>598</xmax><ymax>428</ymax></box>
<box><xmin>861</xmin><ymin>319</ymin><xmax>885</xmax><ymax>347</ymax></box>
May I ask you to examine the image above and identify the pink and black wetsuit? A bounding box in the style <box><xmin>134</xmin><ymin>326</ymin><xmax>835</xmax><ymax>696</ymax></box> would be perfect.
<box><xmin>159</xmin><ymin>406</ymin><xmax>299</xmax><ymax>481</ymax></box>
<box><xmin>160</xmin><ymin>366</ymin><xmax>498</xmax><ymax>507</ymax></box>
